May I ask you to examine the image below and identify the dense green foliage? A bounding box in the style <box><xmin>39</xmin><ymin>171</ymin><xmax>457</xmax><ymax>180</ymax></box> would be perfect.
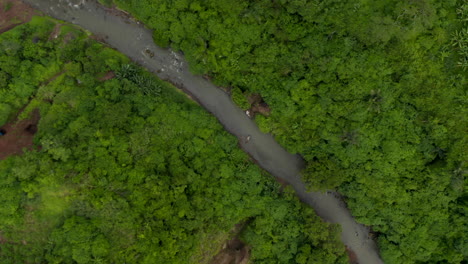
<box><xmin>242</xmin><ymin>190</ymin><xmax>345</xmax><ymax>264</ymax></box>
<box><xmin>0</xmin><ymin>17</ymin><xmax>347</xmax><ymax>263</ymax></box>
<box><xmin>231</xmin><ymin>87</ymin><xmax>250</xmax><ymax>110</ymax></box>
<box><xmin>111</xmin><ymin>0</ymin><xmax>468</xmax><ymax>263</ymax></box>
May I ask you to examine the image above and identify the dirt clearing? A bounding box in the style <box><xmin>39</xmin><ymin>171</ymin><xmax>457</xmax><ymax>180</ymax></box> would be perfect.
<box><xmin>0</xmin><ymin>0</ymin><xmax>38</xmax><ymax>33</ymax></box>
<box><xmin>0</xmin><ymin>108</ymin><xmax>40</xmax><ymax>160</ymax></box>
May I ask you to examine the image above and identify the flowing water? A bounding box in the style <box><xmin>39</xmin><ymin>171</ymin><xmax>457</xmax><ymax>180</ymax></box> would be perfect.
<box><xmin>21</xmin><ymin>0</ymin><xmax>384</xmax><ymax>263</ymax></box>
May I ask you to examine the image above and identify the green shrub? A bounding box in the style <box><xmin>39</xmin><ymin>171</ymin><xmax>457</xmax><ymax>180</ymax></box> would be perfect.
<box><xmin>0</xmin><ymin>103</ymin><xmax>12</xmax><ymax>126</ymax></box>
<box><xmin>231</xmin><ymin>87</ymin><xmax>250</xmax><ymax>110</ymax></box>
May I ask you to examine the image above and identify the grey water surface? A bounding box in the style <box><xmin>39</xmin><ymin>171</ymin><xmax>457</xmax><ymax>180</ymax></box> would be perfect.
<box><xmin>22</xmin><ymin>0</ymin><xmax>384</xmax><ymax>263</ymax></box>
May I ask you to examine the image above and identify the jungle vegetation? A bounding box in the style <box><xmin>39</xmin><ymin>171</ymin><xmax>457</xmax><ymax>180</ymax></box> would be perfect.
<box><xmin>0</xmin><ymin>17</ymin><xmax>348</xmax><ymax>263</ymax></box>
<box><xmin>109</xmin><ymin>0</ymin><xmax>468</xmax><ymax>263</ymax></box>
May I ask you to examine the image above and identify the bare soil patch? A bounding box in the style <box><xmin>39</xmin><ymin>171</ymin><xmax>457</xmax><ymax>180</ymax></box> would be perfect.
<box><xmin>0</xmin><ymin>0</ymin><xmax>37</xmax><ymax>34</ymax></box>
<box><xmin>98</xmin><ymin>71</ymin><xmax>115</xmax><ymax>81</ymax></box>
<box><xmin>247</xmin><ymin>93</ymin><xmax>271</xmax><ymax>117</ymax></box>
<box><xmin>346</xmin><ymin>246</ymin><xmax>359</xmax><ymax>264</ymax></box>
<box><xmin>209</xmin><ymin>236</ymin><xmax>250</xmax><ymax>264</ymax></box>
<box><xmin>48</xmin><ymin>23</ymin><xmax>61</xmax><ymax>40</ymax></box>
<box><xmin>0</xmin><ymin>108</ymin><xmax>40</xmax><ymax>160</ymax></box>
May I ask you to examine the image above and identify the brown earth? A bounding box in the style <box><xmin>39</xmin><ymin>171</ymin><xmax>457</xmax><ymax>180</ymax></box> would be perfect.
<box><xmin>0</xmin><ymin>108</ymin><xmax>41</xmax><ymax>160</ymax></box>
<box><xmin>48</xmin><ymin>23</ymin><xmax>61</xmax><ymax>40</ymax></box>
<box><xmin>98</xmin><ymin>71</ymin><xmax>115</xmax><ymax>81</ymax></box>
<box><xmin>346</xmin><ymin>246</ymin><xmax>359</xmax><ymax>264</ymax></box>
<box><xmin>209</xmin><ymin>236</ymin><xmax>250</xmax><ymax>264</ymax></box>
<box><xmin>247</xmin><ymin>93</ymin><xmax>271</xmax><ymax>117</ymax></box>
<box><xmin>0</xmin><ymin>0</ymin><xmax>37</xmax><ymax>34</ymax></box>
<box><xmin>207</xmin><ymin>222</ymin><xmax>251</xmax><ymax>264</ymax></box>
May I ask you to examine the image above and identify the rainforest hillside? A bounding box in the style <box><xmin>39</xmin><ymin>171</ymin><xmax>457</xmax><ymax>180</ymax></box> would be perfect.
<box><xmin>0</xmin><ymin>16</ymin><xmax>347</xmax><ymax>263</ymax></box>
<box><xmin>109</xmin><ymin>0</ymin><xmax>468</xmax><ymax>263</ymax></box>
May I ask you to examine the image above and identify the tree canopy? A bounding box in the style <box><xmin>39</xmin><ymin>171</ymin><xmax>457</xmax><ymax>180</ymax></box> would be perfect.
<box><xmin>0</xmin><ymin>16</ymin><xmax>347</xmax><ymax>263</ymax></box>
<box><xmin>110</xmin><ymin>0</ymin><xmax>468</xmax><ymax>262</ymax></box>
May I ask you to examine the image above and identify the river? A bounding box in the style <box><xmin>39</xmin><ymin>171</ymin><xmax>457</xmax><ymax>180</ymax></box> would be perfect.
<box><xmin>21</xmin><ymin>0</ymin><xmax>384</xmax><ymax>263</ymax></box>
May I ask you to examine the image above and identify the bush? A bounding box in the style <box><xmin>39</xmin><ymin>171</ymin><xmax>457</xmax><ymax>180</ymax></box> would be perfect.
<box><xmin>231</xmin><ymin>87</ymin><xmax>250</xmax><ymax>110</ymax></box>
<box><xmin>0</xmin><ymin>103</ymin><xmax>12</xmax><ymax>126</ymax></box>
